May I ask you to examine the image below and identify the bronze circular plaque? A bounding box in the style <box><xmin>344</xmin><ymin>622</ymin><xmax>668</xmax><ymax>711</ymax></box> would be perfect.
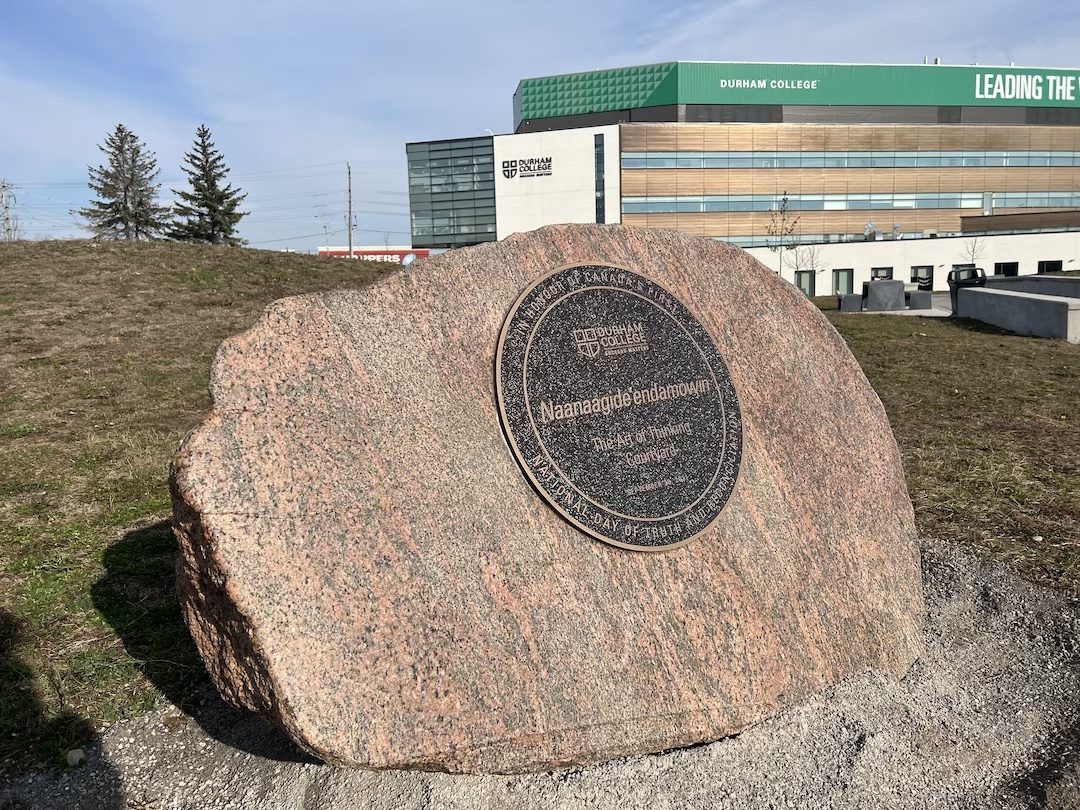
<box><xmin>496</xmin><ymin>263</ymin><xmax>742</xmax><ymax>551</ymax></box>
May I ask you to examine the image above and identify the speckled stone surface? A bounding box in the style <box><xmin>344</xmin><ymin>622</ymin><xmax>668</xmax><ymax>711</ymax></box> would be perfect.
<box><xmin>170</xmin><ymin>224</ymin><xmax>926</xmax><ymax>774</ymax></box>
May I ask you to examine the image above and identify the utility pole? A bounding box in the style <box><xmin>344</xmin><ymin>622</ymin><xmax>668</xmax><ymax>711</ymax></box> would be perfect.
<box><xmin>1</xmin><ymin>180</ymin><xmax>14</xmax><ymax>242</ymax></box>
<box><xmin>346</xmin><ymin>162</ymin><xmax>354</xmax><ymax>259</ymax></box>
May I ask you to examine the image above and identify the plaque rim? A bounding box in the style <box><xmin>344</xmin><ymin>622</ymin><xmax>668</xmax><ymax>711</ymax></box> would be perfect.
<box><xmin>494</xmin><ymin>260</ymin><xmax>743</xmax><ymax>553</ymax></box>
<box><xmin>522</xmin><ymin>286</ymin><xmax>728</xmax><ymax>523</ymax></box>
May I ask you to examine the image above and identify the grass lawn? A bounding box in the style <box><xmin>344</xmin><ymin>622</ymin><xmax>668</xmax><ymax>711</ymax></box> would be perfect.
<box><xmin>1</xmin><ymin>241</ymin><xmax>1078</xmax><ymax>772</ymax></box>
<box><xmin>813</xmin><ymin>295</ymin><xmax>1079</xmax><ymax>583</ymax></box>
<box><xmin>0</xmin><ymin>241</ymin><xmax>392</xmax><ymax>772</ymax></box>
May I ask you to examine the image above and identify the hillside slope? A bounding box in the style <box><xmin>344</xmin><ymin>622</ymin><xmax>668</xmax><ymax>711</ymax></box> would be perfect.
<box><xmin>0</xmin><ymin>240</ymin><xmax>393</xmax><ymax>769</ymax></box>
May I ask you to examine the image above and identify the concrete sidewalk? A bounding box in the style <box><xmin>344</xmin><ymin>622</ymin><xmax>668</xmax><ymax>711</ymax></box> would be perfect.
<box><xmin>3</xmin><ymin>536</ymin><xmax>1079</xmax><ymax>809</ymax></box>
<box><xmin>864</xmin><ymin>306</ymin><xmax>951</xmax><ymax>318</ymax></box>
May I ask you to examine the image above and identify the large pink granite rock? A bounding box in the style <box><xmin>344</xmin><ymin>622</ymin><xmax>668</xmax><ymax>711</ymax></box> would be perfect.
<box><xmin>170</xmin><ymin>224</ymin><xmax>925</xmax><ymax>774</ymax></box>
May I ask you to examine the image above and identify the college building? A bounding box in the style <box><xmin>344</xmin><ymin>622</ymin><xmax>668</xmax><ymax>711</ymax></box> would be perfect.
<box><xmin>406</xmin><ymin>61</ymin><xmax>1080</xmax><ymax>291</ymax></box>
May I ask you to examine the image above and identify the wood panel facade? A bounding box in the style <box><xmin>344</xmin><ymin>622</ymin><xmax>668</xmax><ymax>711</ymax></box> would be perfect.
<box><xmin>622</xmin><ymin>211</ymin><xmax>995</xmax><ymax>236</ymax></box>
<box><xmin>621</xmin><ymin>168</ymin><xmax>1080</xmax><ymax>196</ymax></box>
<box><xmin>960</xmin><ymin>209</ymin><xmax>1080</xmax><ymax>233</ymax></box>
<box><xmin>619</xmin><ymin>123</ymin><xmax>1080</xmax><ymax>240</ymax></box>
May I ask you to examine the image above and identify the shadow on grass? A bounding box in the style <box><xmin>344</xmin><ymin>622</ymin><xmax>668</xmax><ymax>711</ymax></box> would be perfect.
<box><xmin>936</xmin><ymin>316</ymin><xmax>1021</xmax><ymax>338</ymax></box>
<box><xmin>0</xmin><ymin>610</ymin><xmax>123</xmax><ymax>808</ymax></box>
<box><xmin>92</xmin><ymin>519</ymin><xmax>317</xmax><ymax>765</ymax></box>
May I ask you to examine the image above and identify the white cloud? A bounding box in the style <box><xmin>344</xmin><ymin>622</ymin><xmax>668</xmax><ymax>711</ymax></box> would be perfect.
<box><xmin>3</xmin><ymin>0</ymin><xmax>1079</xmax><ymax>247</ymax></box>
<box><xmin>622</xmin><ymin>0</ymin><xmax>1079</xmax><ymax>68</ymax></box>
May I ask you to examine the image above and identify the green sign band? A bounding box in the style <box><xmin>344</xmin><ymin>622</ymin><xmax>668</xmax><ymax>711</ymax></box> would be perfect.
<box><xmin>515</xmin><ymin>62</ymin><xmax>1080</xmax><ymax>124</ymax></box>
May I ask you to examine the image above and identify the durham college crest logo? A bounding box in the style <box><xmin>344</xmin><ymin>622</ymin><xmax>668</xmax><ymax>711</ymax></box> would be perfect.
<box><xmin>572</xmin><ymin>323</ymin><xmax>648</xmax><ymax>359</ymax></box>
<box><xmin>502</xmin><ymin>157</ymin><xmax>552</xmax><ymax>180</ymax></box>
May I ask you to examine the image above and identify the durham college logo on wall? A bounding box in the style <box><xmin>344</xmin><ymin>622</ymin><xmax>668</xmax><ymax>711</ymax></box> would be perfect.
<box><xmin>502</xmin><ymin>157</ymin><xmax>553</xmax><ymax>179</ymax></box>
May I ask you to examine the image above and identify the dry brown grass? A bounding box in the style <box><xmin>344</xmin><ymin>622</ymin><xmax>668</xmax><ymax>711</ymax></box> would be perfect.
<box><xmin>817</xmin><ymin>296</ymin><xmax>1080</xmax><ymax>589</ymax></box>
<box><xmin>0</xmin><ymin>240</ymin><xmax>391</xmax><ymax>770</ymax></box>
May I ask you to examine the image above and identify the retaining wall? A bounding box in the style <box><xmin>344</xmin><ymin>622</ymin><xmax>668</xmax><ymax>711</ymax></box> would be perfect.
<box><xmin>957</xmin><ymin>287</ymin><xmax>1080</xmax><ymax>343</ymax></box>
<box><xmin>985</xmin><ymin>275</ymin><xmax>1080</xmax><ymax>299</ymax></box>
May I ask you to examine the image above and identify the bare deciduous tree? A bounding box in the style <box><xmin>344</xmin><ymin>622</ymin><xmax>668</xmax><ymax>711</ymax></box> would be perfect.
<box><xmin>785</xmin><ymin>240</ymin><xmax>825</xmax><ymax>295</ymax></box>
<box><xmin>1</xmin><ymin>180</ymin><xmax>20</xmax><ymax>242</ymax></box>
<box><xmin>785</xmin><ymin>241</ymin><xmax>824</xmax><ymax>275</ymax></box>
<box><xmin>765</xmin><ymin>191</ymin><xmax>799</xmax><ymax>273</ymax></box>
<box><xmin>2</xmin><ymin>214</ymin><xmax>21</xmax><ymax>242</ymax></box>
<box><xmin>960</xmin><ymin>237</ymin><xmax>986</xmax><ymax>266</ymax></box>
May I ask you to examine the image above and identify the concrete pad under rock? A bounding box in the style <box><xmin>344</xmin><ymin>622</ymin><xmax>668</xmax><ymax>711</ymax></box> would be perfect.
<box><xmin>3</xmin><ymin>538</ymin><xmax>1078</xmax><ymax>809</ymax></box>
<box><xmin>169</xmin><ymin>224</ymin><xmax>924</xmax><ymax>773</ymax></box>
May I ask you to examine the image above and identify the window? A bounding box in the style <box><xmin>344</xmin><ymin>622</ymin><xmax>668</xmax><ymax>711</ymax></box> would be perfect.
<box><xmin>871</xmin><ymin>267</ymin><xmax>894</xmax><ymax>280</ymax></box>
<box><xmin>619</xmin><ymin>149</ymin><xmax>1080</xmax><ymax>170</ymax></box>
<box><xmin>594</xmin><ymin>133</ymin><xmax>606</xmax><ymax>224</ymax></box>
<box><xmin>833</xmin><ymin>269</ymin><xmax>854</xmax><ymax>295</ymax></box>
<box><xmin>620</xmin><ymin>190</ymin><xmax>1080</xmax><ymax>215</ymax></box>
<box><xmin>795</xmin><ymin>271</ymin><xmax>816</xmax><ymax>297</ymax></box>
<box><xmin>910</xmin><ymin>266</ymin><xmax>934</xmax><ymax>290</ymax></box>
<box><xmin>994</xmin><ymin>262</ymin><xmax>1019</xmax><ymax>277</ymax></box>
<box><xmin>1038</xmin><ymin>260</ymin><xmax>1064</xmax><ymax>274</ymax></box>
<box><xmin>408</xmin><ymin>136</ymin><xmax>496</xmax><ymax>248</ymax></box>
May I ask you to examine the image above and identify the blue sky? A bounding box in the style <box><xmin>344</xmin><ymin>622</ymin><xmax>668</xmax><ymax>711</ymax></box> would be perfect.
<box><xmin>2</xmin><ymin>0</ymin><xmax>1078</xmax><ymax>252</ymax></box>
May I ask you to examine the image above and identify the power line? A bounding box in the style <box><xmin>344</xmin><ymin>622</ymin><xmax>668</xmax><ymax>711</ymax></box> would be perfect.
<box><xmin>9</xmin><ymin>166</ymin><xmax>399</xmax><ymax>189</ymax></box>
<box><xmin>249</xmin><ymin>229</ymin><xmax>346</xmax><ymax>245</ymax></box>
<box><xmin>262</xmin><ymin>208</ymin><xmax>408</xmax><ymax>217</ymax></box>
<box><xmin>248</xmin><ymin>226</ymin><xmax>409</xmax><ymax>245</ymax></box>
<box><xmin>3</xmin><ymin>169</ymin><xmax>414</xmax><ymax>247</ymax></box>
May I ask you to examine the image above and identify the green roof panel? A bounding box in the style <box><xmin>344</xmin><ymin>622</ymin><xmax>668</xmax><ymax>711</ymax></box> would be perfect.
<box><xmin>515</xmin><ymin>62</ymin><xmax>678</xmax><ymax>122</ymax></box>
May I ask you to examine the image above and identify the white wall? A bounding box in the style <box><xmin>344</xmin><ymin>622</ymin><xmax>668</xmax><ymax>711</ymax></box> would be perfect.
<box><xmin>494</xmin><ymin>126</ymin><xmax>620</xmax><ymax>239</ymax></box>
<box><xmin>743</xmin><ymin>231</ymin><xmax>1080</xmax><ymax>293</ymax></box>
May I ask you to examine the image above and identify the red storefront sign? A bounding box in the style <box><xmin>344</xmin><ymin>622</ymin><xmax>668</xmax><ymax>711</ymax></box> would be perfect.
<box><xmin>318</xmin><ymin>248</ymin><xmax>430</xmax><ymax>266</ymax></box>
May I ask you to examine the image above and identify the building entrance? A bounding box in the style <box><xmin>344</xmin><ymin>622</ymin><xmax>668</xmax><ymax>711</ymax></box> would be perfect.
<box><xmin>833</xmin><ymin>268</ymin><xmax>853</xmax><ymax>295</ymax></box>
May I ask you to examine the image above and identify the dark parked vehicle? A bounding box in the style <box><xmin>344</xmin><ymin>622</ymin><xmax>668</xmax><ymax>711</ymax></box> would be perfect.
<box><xmin>947</xmin><ymin>266</ymin><xmax>986</xmax><ymax>314</ymax></box>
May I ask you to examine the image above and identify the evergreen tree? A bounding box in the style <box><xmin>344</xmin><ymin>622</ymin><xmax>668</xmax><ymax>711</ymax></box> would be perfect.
<box><xmin>77</xmin><ymin>124</ymin><xmax>170</xmax><ymax>240</ymax></box>
<box><xmin>169</xmin><ymin>125</ymin><xmax>247</xmax><ymax>245</ymax></box>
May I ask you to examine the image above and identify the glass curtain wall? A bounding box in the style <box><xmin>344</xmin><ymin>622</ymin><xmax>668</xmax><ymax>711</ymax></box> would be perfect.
<box><xmin>408</xmin><ymin>137</ymin><xmax>496</xmax><ymax>249</ymax></box>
